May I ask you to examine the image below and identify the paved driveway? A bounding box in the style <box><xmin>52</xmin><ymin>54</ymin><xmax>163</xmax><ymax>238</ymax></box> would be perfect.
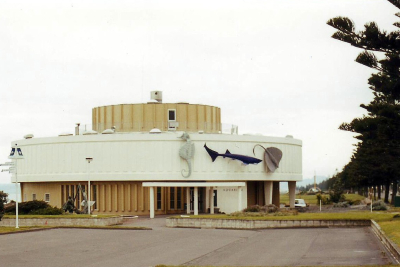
<box><xmin>0</xmin><ymin>217</ymin><xmax>393</xmax><ymax>267</ymax></box>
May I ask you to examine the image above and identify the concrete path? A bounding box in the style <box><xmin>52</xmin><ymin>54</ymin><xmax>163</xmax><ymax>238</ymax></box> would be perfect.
<box><xmin>0</xmin><ymin>217</ymin><xmax>394</xmax><ymax>267</ymax></box>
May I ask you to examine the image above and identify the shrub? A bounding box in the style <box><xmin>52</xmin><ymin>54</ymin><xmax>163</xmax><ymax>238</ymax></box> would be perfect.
<box><xmin>4</xmin><ymin>203</ymin><xmax>15</xmax><ymax>214</ymax></box>
<box><xmin>20</xmin><ymin>200</ymin><xmax>49</xmax><ymax>214</ymax></box>
<box><xmin>260</xmin><ymin>204</ymin><xmax>278</xmax><ymax>213</ymax></box>
<box><xmin>328</xmin><ymin>177</ymin><xmax>345</xmax><ymax>203</ymax></box>
<box><xmin>351</xmin><ymin>199</ymin><xmax>362</xmax><ymax>206</ymax></box>
<box><xmin>243</xmin><ymin>204</ymin><xmax>279</xmax><ymax>213</ymax></box>
<box><xmin>333</xmin><ymin>202</ymin><xmax>349</xmax><ymax>208</ymax></box>
<box><xmin>372</xmin><ymin>200</ymin><xmax>388</xmax><ymax>211</ymax></box>
<box><xmin>316</xmin><ymin>194</ymin><xmax>331</xmax><ymax>205</ymax></box>
<box><xmin>243</xmin><ymin>205</ymin><xmax>261</xmax><ymax>212</ymax></box>
<box><xmin>273</xmin><ymin>209</ymin><xmax>298</xmax><ymax>216</ymax></box>
<box><xmin>5</xmin><ymin>200</ymin><xmax>64</xmax><ymax>215</ymax></box>
<box><xmin>30</xmin><ymin>206</ymin><xmax>63</xmax><ymax>215</ymax></box>
<box><xmin>0</xmin><ymin>191</ymin><xmax>7</xmax><ymax>213</ymax></box>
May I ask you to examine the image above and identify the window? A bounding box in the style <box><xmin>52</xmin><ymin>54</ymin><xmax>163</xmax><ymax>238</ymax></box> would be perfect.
<box><xmin>168</xmin><ymin>109</ymin><xmax>176</xmax><ymax>121</ymax></box>
<box><xmin>157</xmin><ymin>187</ymin><xmax>162</xmax><ymax>210</ymax></box>
<box><xmin>168</xmin><ymin>109</ymin><xmax>177</xmax><ymax>130</ymax></box>
<box><xmin>170</xmin><ymin>187</ymin><xmax>175</xmax><ymax>210</ymax></box>
<box><xmin>45</xmin><ymin>193</ymin><xmax>50</xmax><ymax>202</ymax></box>
<box><xmin>32</xmin><ymin>194</ymin><xmax>36</xmax><ymax>201</ymax></box>
<box><xmin>177</xmin><ymin>188</ymin><xmax>182</xmax><ymax>209</ymax></box>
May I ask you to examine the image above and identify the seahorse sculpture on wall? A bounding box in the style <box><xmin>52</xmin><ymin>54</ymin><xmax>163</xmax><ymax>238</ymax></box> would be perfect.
<box><xmin>179</xmin><ymin>132</ymin><xmax>195</xmax><ymax>178</ymax></box>
<box><xmin>253</xmin><ymin>144</ymin><xmax>283</xmax><ymax>173</ymax></box>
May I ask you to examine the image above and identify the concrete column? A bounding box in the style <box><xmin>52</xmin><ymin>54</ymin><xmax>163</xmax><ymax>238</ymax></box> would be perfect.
<box><xmin>149</xmin><ymin>186</ymin><xmax>155</xmax><ymax>218</ymax></box>
<box><xmin>205</xmin><ymin>187</ymin><xmax>210</xmax><ymax>212</ymax></box>
<box><xmin>88</xmin><ymin>180</ymin><xmax>91</xmax><ymax>215</ymax></box>
<box><xmin>288</xmin><ymin>181</ymin><xmax>296</xmax><ymax>208</ymax></box>
<box><xmin>238</xmin><ymin>186</ymin><xmax>242</xmax><ymax>211</ymax></box>
<box><xmin>194</xmin><ymin>187</ymin><xmax>199</xmax><ymax>215</ymax></box>
<box><xmin>272</xmin><ymin>182</ymin><xmax>280</xmax><ymax>207</ymax></box>
<box><xmin>210</xmin><ymin>187</ymin><xmax>214</xmax><ymax>214</ymax></box>
<box><xmin>186</xmin><ymin>187</ymin><xmax>190</xmax><ymax>214</ymax></box>
<box><xmin>264</xmin><ymin>181</ymin><xmax>273</xmax><ymax>205</ymax></box>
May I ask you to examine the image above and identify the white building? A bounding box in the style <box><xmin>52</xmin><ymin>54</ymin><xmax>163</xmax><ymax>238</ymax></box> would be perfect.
<box><xmin>9</xmin><ymin>93</ymin><xmax>302</xmax><ymax>217</ymax></box>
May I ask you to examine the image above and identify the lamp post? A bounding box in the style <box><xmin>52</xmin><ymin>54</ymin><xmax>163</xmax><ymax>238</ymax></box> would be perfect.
<box><xmin>86</xmin><ymin>157</ymin><xmax>93</xmax><ymax>215</ymax></box>
<box><xmin>8</xmin><ymin>144</ymin><xmax>24</xmax><ymax>228</ymax></box>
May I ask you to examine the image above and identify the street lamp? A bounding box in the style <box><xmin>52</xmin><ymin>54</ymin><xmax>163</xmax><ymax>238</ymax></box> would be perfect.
<box><xmin>8</xmin><ymin>144</ymin><xmax>24</xmax><ymax>228</ymax></box>
<box><xmin>86</xmin><ymin>157</ymin><xmax>93</xmax><ymax>215</ymax></box>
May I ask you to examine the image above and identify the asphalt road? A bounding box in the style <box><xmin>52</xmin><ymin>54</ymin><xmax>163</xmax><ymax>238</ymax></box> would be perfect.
<box><xmin>0</xmin><ymin>218</ymin><xmax>393</xmax><ymax>267</ymax></box>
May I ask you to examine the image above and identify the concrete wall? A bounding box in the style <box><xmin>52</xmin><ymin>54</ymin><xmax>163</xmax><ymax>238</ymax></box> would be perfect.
<box><xmin>217</xmin><ymin>186</ymin><xmax>247</xmax><ymax>214</ymax></box>
<box><xmin>0</xmin><ymin>216</ymin><xmax>123</xmax><ymax>227</ymax></box>
<box><xmin>166</xmin><ymin>218</ymin><xmax>372</xmax><ymax>229</ymax></box>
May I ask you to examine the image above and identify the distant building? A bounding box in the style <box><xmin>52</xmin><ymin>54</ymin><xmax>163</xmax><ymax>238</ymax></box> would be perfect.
<box><xmin>9</xmin><ymin>92</ymin><xmax>302</xmax><ymax>217</ymax></box>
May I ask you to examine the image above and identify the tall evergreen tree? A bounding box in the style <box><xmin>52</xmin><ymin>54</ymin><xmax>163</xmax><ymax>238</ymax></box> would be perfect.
<box><xmin>327</xmin><ymin>0</ymin><xmax>400</xmax><ymax>203</ymax></box>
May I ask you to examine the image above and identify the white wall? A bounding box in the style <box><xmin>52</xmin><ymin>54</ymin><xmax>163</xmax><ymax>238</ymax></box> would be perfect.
<box><xmin>216</xmin><ymin>186</ymin><xmax>247</xmax><ymax>214</ymax></box>
<box><xmin>11</xmin><ymin>132</ymin><xmax>302</xmax><ymax>183</ymax></box>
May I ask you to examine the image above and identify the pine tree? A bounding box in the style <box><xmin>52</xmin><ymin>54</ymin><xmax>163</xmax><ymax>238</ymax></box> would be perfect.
<box><xmin>327</xmin><ymin>0</ymin><xmax>400</xmax><ymax>203</ymax></box>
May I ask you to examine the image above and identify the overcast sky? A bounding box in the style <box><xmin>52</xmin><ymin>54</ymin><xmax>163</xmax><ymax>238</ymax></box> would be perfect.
<box><xmin>0</xmin><ymin>0</ymin><xmax>398</xmax><ymax>184</ymax></box>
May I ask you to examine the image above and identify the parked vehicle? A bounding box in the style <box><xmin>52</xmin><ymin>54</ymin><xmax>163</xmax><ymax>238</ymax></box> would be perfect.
<box><xmin>295</xmin><ymin>199</ymin><xmax>308</xmax><ymax>208</ymax></box>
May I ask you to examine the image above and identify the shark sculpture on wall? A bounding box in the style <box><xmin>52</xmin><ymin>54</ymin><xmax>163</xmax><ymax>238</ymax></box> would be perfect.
<box><xmin>179</xmin><ymin>132</ymin><xmax>195</xmax><ymax>178</ymax></box>
<box><xmin>204</xmin><ymin>143</ymin><xmax>262</xmax><ymax>165</ymax></box>
<box><xmin>253</xmin><ymin>144</ymin><xmax>283</xmax><ymax>173</ymax></box>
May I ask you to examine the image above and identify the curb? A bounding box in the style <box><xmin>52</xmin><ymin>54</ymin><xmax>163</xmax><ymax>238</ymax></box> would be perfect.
<box><xmin>0</xmin><ymin>216</ymin><xmax>124</xmax><ymax>227</ymax></box>
<box><xmin>370</xmin><ymin>220</ymin><xmax>400</xmax><ymax>264</ymax></box>
<box><xmin>0</xmin><ymin>226</ymin><xmax>152</xmax><ymax>235</ymax></box>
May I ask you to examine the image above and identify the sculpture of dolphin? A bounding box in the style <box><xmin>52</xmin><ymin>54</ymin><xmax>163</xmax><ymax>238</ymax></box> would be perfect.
<box><xmin>204</xmin><ymin>143</ymin><xmax>262</xmax><ymax>165</ymax></box>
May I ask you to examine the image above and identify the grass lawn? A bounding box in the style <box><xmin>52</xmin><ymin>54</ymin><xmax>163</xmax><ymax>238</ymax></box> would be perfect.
<box><xmin>0</xmin><ymin>226</ymin><xmax>52</xmax><ymax>234</ymax></box>
<box><xmin>378</xmin><ymin>217</ymin><xmax>400</xmax><ymax>247</ymax></box>
<box><xmin>178</xmin><ymin>211</ymin><xmax>395</xmax><ymax>222</ymax></box>
<box><xmin>280</xmin><ymin>193</ymin><xmax>365</xmax><ymax>206</ymax></box>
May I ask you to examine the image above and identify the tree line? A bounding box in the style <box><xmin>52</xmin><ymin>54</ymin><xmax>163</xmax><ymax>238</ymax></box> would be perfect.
<box><xmin>327</xmin><ymin>0</ymin><xmax>400</xmax><ymax>204</ymax></box>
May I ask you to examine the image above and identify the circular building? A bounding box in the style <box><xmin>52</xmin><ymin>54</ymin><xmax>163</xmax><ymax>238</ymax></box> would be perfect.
<box><xmin>9</xmin><ymin>94</ymin><xmax>302</xmax><ymax>217</ymax></box>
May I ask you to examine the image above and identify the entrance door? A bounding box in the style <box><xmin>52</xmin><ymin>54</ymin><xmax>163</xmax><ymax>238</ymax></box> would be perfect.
<box><xmin>189</xmin><ymin>187</ymin><xmax>204</xmax><ymax>212</ymax></box>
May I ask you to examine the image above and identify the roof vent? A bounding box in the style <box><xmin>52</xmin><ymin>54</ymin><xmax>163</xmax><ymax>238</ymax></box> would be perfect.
<box><xmin>102</xmin><ymin>129</ymin><xmax>114</xmax><ymax>134</ymax></box>
<box><xmin>285</xmin><ymin>135</ymin><xmax>293</xmax><ymax>138</ymax></box>
<box><xmin>24</xmin><ymin>134</ymin><xmax>34</xmax><ymax>139</ymax></box>
<box><xmin>150</xmin><ymin>91</ymin><xmax>162</xmax><ymax>103</ymax></box>
<box><xmin>83</xmin><ymin>130</ymin><xmax>98</xmax><ymax>135</ymax></box>
<box><xmin>59</xmin><ymin>132</ymin><xmax>73</xmax><ymax>136</ymax></box>
<box><xmin>149</xmin><ymin>128</ymin><xmax>162</xmax><ymax>134</ymax></box>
